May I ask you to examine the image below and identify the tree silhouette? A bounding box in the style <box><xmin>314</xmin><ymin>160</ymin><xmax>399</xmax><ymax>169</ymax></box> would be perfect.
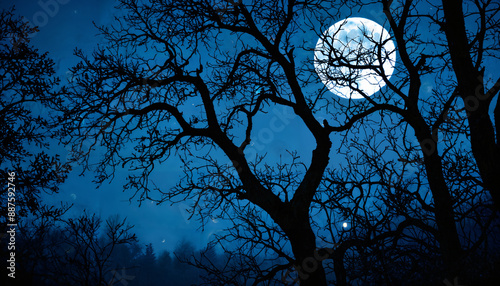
<box><xmin>0</xmin><ymin>7</ymin><xmax>72</xmax><ymax>285</ymax></box>
<box><xmin>157</xmin><ymin>249</ymin><xmax>173</xmax><ymax>279</ymax></box>
<box><xmin>135</xmin><ymin>243</ymin><xmax>157</xmax><ymax>284</ymax></box>
<box><xmin>53</xmin><ymin>0</ymin><xmax>500</xmax><ymax>285</ymax></box>
<box><xmin>0</xmin><ymin>6</ymin><xmax>71</xmax><ymax>220</ymax></box>
<box><xmin>37</xmin><ymin>213</ymin><xmax>136</xmax><ymax>285</ymax></box>
<box><xmin>311</xmin><ymin>0</ymin><xmax>500</xmax><ymax>283</ymax></box>
<box><xmin>312</xmin><ymin>0</ymin><xmax>500</xmax><ymax>283</ymax></box>
<box><xmin>440</xmin><ymin>0</ymin><xmax>500</xmax><ymax>209</ymax></box>
<box><xmin>0</xmin><ymin>6</ymin><xmax>71</xmax><ymax>199</ymax></box>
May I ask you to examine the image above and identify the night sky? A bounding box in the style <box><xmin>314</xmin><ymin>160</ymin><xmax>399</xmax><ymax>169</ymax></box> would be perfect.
<box><xmin>2</xmin><ymin>0</ymin><xmax>500</xmax><ymax>285</ymax></box>
<box><xmin>3</xmin><ymin>0</ymin><xmax>497</xmax><ymax>255</ymax></box>
<box><xmin>0</xmin><ymin>0</ymin><xmax>229</xmax><ymax>254</ymax></box>
<box><xmin>0</xmin><ymin>0</ymin><xmax>325</xmax><ymax>254</ymax></box>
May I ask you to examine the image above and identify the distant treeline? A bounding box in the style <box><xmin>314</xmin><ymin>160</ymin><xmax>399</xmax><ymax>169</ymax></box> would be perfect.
<box><xmin>1</xmin><ymin>212</ymin><xmax>222</xmax><ymax>286</ymax></box>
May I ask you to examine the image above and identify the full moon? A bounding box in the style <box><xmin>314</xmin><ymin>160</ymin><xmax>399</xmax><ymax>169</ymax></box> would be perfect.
<box><xmin>342</xmin><ymin>222</ymin><xmax>348</xmax><ymax>228</ymax></box>
<box><xmin>314</xmin><ymin>17</ymin><xmax>396</xmax><ymax>99</ymax></box>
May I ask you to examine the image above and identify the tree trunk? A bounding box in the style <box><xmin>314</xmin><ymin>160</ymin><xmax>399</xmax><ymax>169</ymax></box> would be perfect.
<box><xmin>468</xmin><ymin>109</ymin><xmax>500</xmax><ymax>210</ymax></box>
<box><xmin>281</xmin><ymin>211</ymin><xmax>328</xmax><ymax>286</ymax></box>
<box><xmin>422</xmin><ymin>151</ymin><xmax>462</xmax><ymax>278</ymax></box>
<box><xmin>289</xmin><ymin>231</ymin><xmax>327</xmax><ymax>285</ymax></box>
<box><xmin>414</xmin><ymin>121</ymin><xmax>463</xmax><ymax>279</ymax></box>
<box><xmin>332</xmin><ymin>247</ymin><xmax>347</xmax><ymax>286</ymax></box>
<box><xmin>441</xmin><ymin>0</ymin><xmax>500</xmax><ymax>210</ymax></box>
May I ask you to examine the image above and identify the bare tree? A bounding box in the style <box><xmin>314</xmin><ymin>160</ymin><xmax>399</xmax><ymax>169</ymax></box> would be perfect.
<box><xmin>315</xmin><ymin>120</ymin><xmax>499</xmax><ymax>284</ymax></box>
<box><xmin>310</xmin><ymin>0</ymin><xmax>500</xmax><ymax>283</ymax></box>
<box><xmin>440</xmin><ymin>0</ymin><xmax>500</xmax><ymax>209</ymax></box>
<box><xmin>56</xmin><ymin>1</ymin><xmax>339</xmax><ymax>284</ymax></box>
<box><xmin>53</xmin><ymin>0</ymin><xmax>500</xmax><ymax>284</ymax></box>
<box><xmin>0</xmin><ymin>7</ymin><xmax>72</xmax><ymax>284</ymax></box>
<box><xmin>46</xmin><ymin>213</ymin><xmax>137</xmax><ymax>285</ymax></box>
<box><xmin>0</xmin><ymin>6</ymin><xmax>71</xmax><ymax>196</ymax></box>
<box><xmin>0</xmin><ymin>6</ymin><xmax>71</xmax><ymax>217</ymax></box>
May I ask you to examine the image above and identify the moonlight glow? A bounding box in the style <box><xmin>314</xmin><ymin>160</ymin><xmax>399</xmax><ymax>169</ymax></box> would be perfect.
<box><xmin>314</xmin><ymin>17</ymin><xmax>396</xmax><ymax>99</ymax></box>
<box><xmin>343</xmin><ymin>222</ymin><xmax>348</xmax><ymax>228</ymax></box>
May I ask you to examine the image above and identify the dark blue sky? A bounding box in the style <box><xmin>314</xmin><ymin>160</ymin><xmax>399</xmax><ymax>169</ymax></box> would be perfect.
<box><xmin>1</xmin><ymin>0</ymin><xmax>234</xmax><ymax>254</ymax></box>
<box><xmin>7</xmin><ymin>0</ymin><xmax>496</xmax><ymax>256</ymax></box>
<box><xmin>2</xmin><ymin>0</ymin><xmax>325</xmax><ymax>254</ymax></box>
<box><xmin>0</xmin><ymin>0</ymin><xmax>397</xmax><ymax>255</ymax></box>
